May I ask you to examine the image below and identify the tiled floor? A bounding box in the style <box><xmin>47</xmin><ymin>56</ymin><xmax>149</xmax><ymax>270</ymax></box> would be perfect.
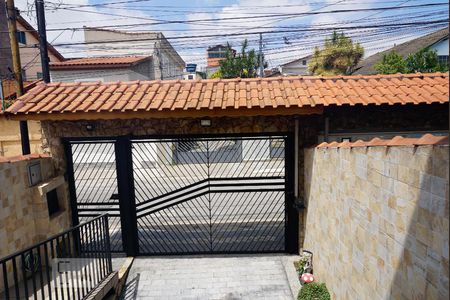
<box><xmin>120</xmin><ymin>255</ymin><xmax>295</xmax><ymax>300</ymax></box>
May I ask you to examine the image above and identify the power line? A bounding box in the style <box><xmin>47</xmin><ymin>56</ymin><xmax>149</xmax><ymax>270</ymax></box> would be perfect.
<box><xmin>47</xmin><ymin>19</ymin><xmax>450</xmax><ymax>48</ymax></box>
<box><xmin>25</xmin><ymin>2</ymin><xmax>450</xmax><ymax>32</ymax></box>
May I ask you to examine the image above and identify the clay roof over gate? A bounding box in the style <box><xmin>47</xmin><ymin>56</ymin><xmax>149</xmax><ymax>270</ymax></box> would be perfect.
<box><xmin>5</xmin><ymin>72</ymin><xmax>449</xmax><ymax>121</ymax></box>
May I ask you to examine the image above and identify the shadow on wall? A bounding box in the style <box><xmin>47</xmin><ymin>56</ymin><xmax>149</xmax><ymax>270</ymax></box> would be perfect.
<box><xmin>388</xmin><ymin>146</ymin><xmax>448</xmax><ymax>299</ymax></box>
<box><xmin>302</xmin><ymin>145</ymin><xmax>449</xmax><ymax>299</ymax></box>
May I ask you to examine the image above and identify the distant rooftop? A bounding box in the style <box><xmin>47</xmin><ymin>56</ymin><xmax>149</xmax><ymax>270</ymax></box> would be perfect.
<box><xmin>50</xmin><ymin>56</ymin><xmax>152</xmax><ymax>70</ymax></box>
<box><xmin>353</xmin><ymin>28</ymin><xmax>449</xmax><ymax>75</ymax></box>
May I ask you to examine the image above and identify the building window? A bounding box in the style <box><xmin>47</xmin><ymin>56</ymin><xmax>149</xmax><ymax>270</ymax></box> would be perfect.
<box><xmin>438</xmin><ymin>55</ymin><xmax>448</xmax><ymax>65</ymax></box>
<box><xmin>36</xmin><ymin>72</ymin><xmax>43</xmax><ymax>79</ymax></box>
<box><xmin>188</xmin><ymin>74</ymin><xmax>194</xmax><ymax>80</ymax></box>
<box><xmin>17</xmin><ymin>31</ymin><xmax>26</xmax><ymax>44</ymax></box>
<box><xmin>302</xmin><ymin>60</ymin><xmax>307</xmax><ymax>65</ymax></box>
<box><xmin>46</xmin><ymin>189</ymin><xmax>60</xmax><ymax>217</ymax></box>
<box><xmin>208</xmin><ymin>51</ymin><xmax>227</xmax><ymax>58</ymax></box>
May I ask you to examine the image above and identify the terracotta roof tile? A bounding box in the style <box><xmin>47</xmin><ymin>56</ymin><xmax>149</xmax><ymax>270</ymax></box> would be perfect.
<box><xmin>317</xmin><ymin>134</ymin><xmax>449</xmax><ymax>148</ymax></box>
<box><xmin>50</xmin><ymin>56</ymin><xmax>152</xmax><ymax>70</ymax></box>
<box><xmin>0</xmin><ymin>153</ymin><xmax>50</xmax><ymax>163</ymax></box>
<box><xmin>5</xmin><ymin>72</ymin><xmax>448</xmax><ymax>119</ymax></box>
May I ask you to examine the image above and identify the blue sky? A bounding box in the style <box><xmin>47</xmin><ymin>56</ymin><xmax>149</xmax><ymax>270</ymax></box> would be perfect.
<box><xmin>16</xmin><ymin>0</ymin><xmax>449</xmax><ymax>69</ymax></box>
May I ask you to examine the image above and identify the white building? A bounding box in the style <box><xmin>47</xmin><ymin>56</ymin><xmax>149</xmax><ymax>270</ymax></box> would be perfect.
<box><xmin>50</xmin><ymin>56</ymin><xmax>153</xmax><ymax>82</ymax></box>
<box><xmin>278</xmin><ymin>55</ymin><xmax>312</xmax><ymax>76</ymax></box>
<box><xmin>83</xmin><ymin>27</ymin><xmax>185</xmax><ymax>80</ymax></box>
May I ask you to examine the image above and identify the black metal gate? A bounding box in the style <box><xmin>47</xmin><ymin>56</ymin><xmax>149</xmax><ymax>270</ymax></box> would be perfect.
<box><xmin>65</xmin><ymin>141</ymin><xmax>123</xmax><ymax>252</ymax></box>
<box><xmin>65</xmin><ymin>134</ymin><xmax>297</xmax><ymax>256</ymax></box>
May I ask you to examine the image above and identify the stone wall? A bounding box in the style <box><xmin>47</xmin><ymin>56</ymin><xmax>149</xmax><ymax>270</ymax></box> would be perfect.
<box><xmin>0</xmin><ymin>155</ymin><xmax>71</xmax><ymax>260</ymax></box>
<box><xmin>40</xmin><ymin>116</ymin><xmax>299</xmax><ymax>173</ymax></box>
<box><xmin>303</xmin><ymin>145</ymin><xmax>449</xmax><ymax>299</ymax></box>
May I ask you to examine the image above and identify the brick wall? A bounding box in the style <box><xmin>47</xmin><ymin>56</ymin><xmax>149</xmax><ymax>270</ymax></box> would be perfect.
<box><xmin>303</xmin><ymin>145</ymin><xmax>449</xmax><ymax>299</ymax></box>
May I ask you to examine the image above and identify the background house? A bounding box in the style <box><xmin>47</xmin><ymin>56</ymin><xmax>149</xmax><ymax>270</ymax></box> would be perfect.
<box><xmin>50</xmin><ymin>56</ymin><xmax>153</xmax><ymax>82</ymax></box>
<box><xmin>83</xmin><ymin>27</ymin><xmax>185</xmax><ymax>80</ymax></box>
<box><xmin>182</xmin><ymin>63</ymin><xmax>205</xmax><ymax>80</ymax></box>
<box><xmin>278</xmin><ymin>55</ymin><xmax>312</xmax><ymax>76</ymax></box>
<box><xmin>353</xmin><ymin>28</ymin><xmax>449</xmax><ymax>75</ymax></box>
<box><xmin>0</xmin><ymin>5</ymin><xmax>65</xmax><ymax>81</ymax></box>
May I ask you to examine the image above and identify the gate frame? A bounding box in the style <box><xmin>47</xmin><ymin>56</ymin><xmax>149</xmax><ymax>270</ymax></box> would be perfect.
<box><xmin>63</xmin><ymin>132</ymin><xmax>298</xmax><ymax>256</ymax></box>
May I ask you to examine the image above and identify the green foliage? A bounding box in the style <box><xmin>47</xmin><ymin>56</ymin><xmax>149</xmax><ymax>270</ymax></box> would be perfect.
<box><xmin>405</xmin><ymin>48</ymin><xmax>449</xmax><ymax>73</ymax></box>
<box><xmin>374</xmin><ymin>51</ymin><xmax>407</xmax><ymax>74</ymax></box>
<box><xmin>208</xmin><ymin>70</ymin><xmax>222</xmax><ymax>79</ymax></box>
<box><xmin>374</xmin><ymin>49</ymin><xmax>448</xmax><ymax>74</ymax></box>
<box><xmin>308</xmin><ymin>31</ymin><xmax>364</xmax><ymax>75</ymax></box>
<box><xmin>294</xmin><ymin>256</ymin><xmax>311</xmax><ymax>275</ymax></box>
<box><xmin>218</xmin><ymin>40</ymin><xmax>266</xmax><ymax>78</ymax></box>
<box><xmin>298</xmin><ymin>283</ymin><xmax>331</xmax><ymax>300</ymax></box>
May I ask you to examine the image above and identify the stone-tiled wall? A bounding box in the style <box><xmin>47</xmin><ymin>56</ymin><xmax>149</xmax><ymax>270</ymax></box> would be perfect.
<box><xmin>40</xmin><ymin>116</ymin><xmax>299</xmax><ymax>173</ymax></box>
<box><xmin>303</xmin><ymin>145</ymin><xmax>449</xmax><ymax>299</ymax></box>
<box><xmin>0</xmin><ymin>157</ymin><xmax>71</xmax><ymax>259</ymax></box>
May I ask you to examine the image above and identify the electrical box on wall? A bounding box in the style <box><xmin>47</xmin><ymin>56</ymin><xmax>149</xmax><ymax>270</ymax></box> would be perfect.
<box><xmin>28</xmin><ymin>162</ymin><xmax>42</xmax><ymax>186</ymax></box>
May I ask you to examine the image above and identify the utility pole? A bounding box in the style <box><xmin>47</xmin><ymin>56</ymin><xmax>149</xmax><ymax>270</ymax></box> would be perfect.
<box><xmin>0</xmin><ymin>79</ymin><xmax>4</xmax><ymax>112</ymax></box>
<box><xmin>258</xmin><ymin>33</ymin><xmax>263</xmax><ymax>78</ymax></box>
<box><xmin>6</xmin><ymin>0</ymin><xmax>30</xmax><ymax>155</ymax></box>
<box><xmin>35</xmin><ymin>0</ymin><xmax>50</xmax><ymax>83</ymax></box>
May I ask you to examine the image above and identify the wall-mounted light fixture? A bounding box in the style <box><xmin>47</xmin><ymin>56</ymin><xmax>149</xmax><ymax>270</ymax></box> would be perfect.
<box><xmin>200</xmin><ymin>119</ymin><xmax>211</xmax><ymax>127</ymax></box>
<box><xmin>85</xmin><ymin>123</ymin><xmax>95</xmax><ymax>132</ymax></box>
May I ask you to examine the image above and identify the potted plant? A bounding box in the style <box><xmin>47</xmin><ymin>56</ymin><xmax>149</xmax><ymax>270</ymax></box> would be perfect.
<box><xmin>298</xmin><ymin>282</ymin><xmax>330</xmax><ymax>300</ymax></box>
<box><xmin>294</xmin><ymin>250</ymin><xmax>313</xmax><ymax>278</ymax></box>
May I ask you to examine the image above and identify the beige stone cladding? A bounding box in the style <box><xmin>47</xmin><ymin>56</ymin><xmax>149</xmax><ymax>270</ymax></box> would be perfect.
<box><xmin>303</xmin><ymin>145</ymin><xmax>449</xmax><ymax>299</ymax></box>
<box><xmin>0</xmin><ymin>157</ymin><xmax>71</xmax><ymax>259</ymax></box>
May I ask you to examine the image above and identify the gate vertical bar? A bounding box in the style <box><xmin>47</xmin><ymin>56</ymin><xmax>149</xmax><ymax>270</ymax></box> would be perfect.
<box><xmin>284</xmin><ymin>133</ymin><xmax>299</xmax><ymax>253</ymax></box>
<box><xmin>115</xmin><ymin>136</ymin><xmax>139</xmax><ymax>256</ymax></box>
<box><xmin>64</xmin><ymin>140</ymin><xmax>82</xmax><ymax>256</ymax></box>
<box><xmin>64</xmin><ymin>141</ymin><xmax>79</xmax><ymax>227</ymax></box>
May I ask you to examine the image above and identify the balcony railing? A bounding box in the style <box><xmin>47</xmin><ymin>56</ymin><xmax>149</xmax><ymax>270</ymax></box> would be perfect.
<box><xmin>0</xmin><ymin>214</ymin><xmax>112</xmax><ymax>299</ymax></box>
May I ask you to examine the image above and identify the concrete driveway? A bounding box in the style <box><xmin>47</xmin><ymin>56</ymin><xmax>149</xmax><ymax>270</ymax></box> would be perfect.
<box><xmin>120</xmin><ymin>255</ymin><xmax>297</xmax><ymax>300</ymax></box>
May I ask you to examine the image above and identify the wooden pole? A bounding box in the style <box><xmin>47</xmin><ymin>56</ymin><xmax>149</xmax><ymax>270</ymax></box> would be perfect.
<box><xmin>6</xmin><ymin>0</ymin><xmax>30</xmax><ymax>154</ymax></box>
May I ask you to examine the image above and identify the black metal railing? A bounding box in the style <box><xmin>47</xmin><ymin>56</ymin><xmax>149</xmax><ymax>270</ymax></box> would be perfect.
<box><xmin>0</xmin><ymin>214</ymin><xmax>112</xmax><ymax>300</ymax></box>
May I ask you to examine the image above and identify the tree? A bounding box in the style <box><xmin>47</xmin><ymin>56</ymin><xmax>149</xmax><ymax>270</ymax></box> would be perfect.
<box><xmin>405</xmin><ymin>48</ymin><xmax>448</xmax><ymax>73</ymax></box>
<box><xmin>308</xmin><ymin>31</ymin><xmax>364</xmax><ymax>75</ymax></box>
<box><xmin>216</xmin><ymin>40</ymin><xmax>266</xmax><ymax>79</ymax></box>
<box><xmin>374</xmin><ymin>51</ymin><xmax>407</xmax><ymax>74</ymax></box>
<box><xmin>374</xmin><ymin>48</ymin><xmax>448</xmax><ymax>74</ymax></box>
<box><xmin>209</xmin><ymin>70</ymin><xmax>222</xmax><ymax>79</ymax></box>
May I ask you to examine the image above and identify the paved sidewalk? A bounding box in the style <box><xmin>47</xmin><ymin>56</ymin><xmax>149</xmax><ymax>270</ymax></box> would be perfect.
<box><xmin>120</xmin><ymin>255</ymin><xmax>295</xmax><ymax>300</ymax></box>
